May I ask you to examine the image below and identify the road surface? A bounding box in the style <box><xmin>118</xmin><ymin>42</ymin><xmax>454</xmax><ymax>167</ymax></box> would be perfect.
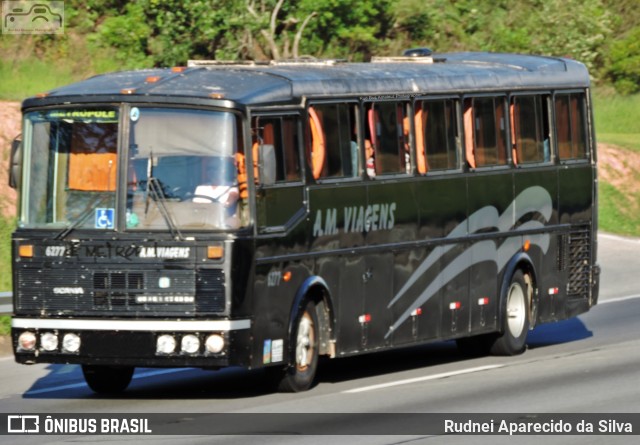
<box><xmin>0</xmin><ymin>232</ymin><xmax>638</xmax><ymax>444</ymax></box>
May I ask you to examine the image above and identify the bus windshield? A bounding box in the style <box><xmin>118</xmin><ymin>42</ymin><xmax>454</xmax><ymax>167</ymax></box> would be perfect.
<box><xmin>20</xmin><ymin>108</ymin><xmax>119</xmax><ymax>230</ymax></box>
<box><xmin>19</xmin><ymin>106</ymin><xmax>247</xmax><ymax>232</ymax></box>
<box><xmin>126</xmin><ymin>107</ymin><xmax>246</xmax><ymax>231</ymax></box>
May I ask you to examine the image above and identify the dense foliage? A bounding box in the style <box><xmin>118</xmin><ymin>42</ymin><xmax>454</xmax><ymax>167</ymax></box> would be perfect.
<box><xmin>2</xmin><ymin>0</ymin><xmax>639</xmax><ymax>93</ymax></box>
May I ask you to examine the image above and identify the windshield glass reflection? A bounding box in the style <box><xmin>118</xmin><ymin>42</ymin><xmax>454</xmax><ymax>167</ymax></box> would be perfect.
<box><xmin>126</xmin><ymin>108</ymin><xmax>248</xmax><ymax>231</ymax></box>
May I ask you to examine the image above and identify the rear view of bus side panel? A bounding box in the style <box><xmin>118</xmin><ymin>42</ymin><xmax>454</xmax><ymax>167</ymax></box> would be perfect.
<box><xmin>554</xmin><ymin>90</ymin><xmax>597</xmax><ymax>318</ymax></box>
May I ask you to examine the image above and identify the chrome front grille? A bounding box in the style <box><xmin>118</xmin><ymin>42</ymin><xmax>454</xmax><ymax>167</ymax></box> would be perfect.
<box><xmin>16</xmin><ymin>267</ymin><xmax>225</xmax><ymax>315</ymax></box>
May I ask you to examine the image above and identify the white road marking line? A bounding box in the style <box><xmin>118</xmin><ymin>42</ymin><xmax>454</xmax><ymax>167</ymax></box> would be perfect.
<box><xmin>25</xmin><ymin>367</ymin><xmax>193</xmax><ymax>395</ymax></box>
<box><xmin>598</xmin><ymin>233</ymin><xmax>640</xmax><ymax>244</ymax></box>
<box><xmin>342</xmin><ymin>364</ymin><xmax>504</xmax><ymax>394</ymax></box>
<box><xmin>599</xmin><ymin>294</ymin><xmax>640</xmax><ymax>305</ymax></box>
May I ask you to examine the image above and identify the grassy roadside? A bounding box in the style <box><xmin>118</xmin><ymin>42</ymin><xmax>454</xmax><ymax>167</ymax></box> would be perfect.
<box><xmin>593</xmin><ymin>90</ymin><xmax>640</xmax><ymax>152</ymax></box>
<box><xmin>0</xmin><ymin>217</ymin><xmax>14</xmax><ymax>292</ymax></box>
<box><xmin>597</xmin><ymin>134</ymin><xmax>640</xmax><ymax>152</ymax></box>
<box><xmin>0</xmin><ymin>58</ymin><xmax>76</xmax><ymax>101</ymax></box>
<box><xmin>0</xmin><ymin>35</ymin><xmax>123</xmax><ymax>101</ymax></box>
<box><xmin>0</xmin><ymin>218</ymin><xmax>13</xmax><ymax>336</ymax></box>
<box><xmin>593</xmin><ymin>90</ymin><xmax>640</xmax><ymax>237</ymax></box>
<box><xmin>593</xmin><ymin>90</ymin><xmax>640</xmax><ymax>150</ymax></box>
<box><xmin>599</xmin><ymin>182</ymin><xmax>640</xmax><ymax>235</ymax></box>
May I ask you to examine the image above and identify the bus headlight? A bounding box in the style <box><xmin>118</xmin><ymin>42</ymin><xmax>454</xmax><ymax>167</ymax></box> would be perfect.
<box><xmin>62</xmin><ymin>333</ymin><xmax>81</xmax><ymax>353</ymax></box>
<box><xmin>205</xmin><ymin>334</ymin><xmax>225</xmax><ymax>354</ymax></box>
<box><xmin>181</xmin><ymin>334</ymin><xmax>200</xmax><ymax>354</ymax></box>
<box><xmin>40</xmin><ymin>332</ymin><xmax>58</xmax><ymax>352</ymax></box>
<box><xmin>156</xmin><ymin>335</ymin><xmax>176</xmax><ymax>354</ymax></box>
<box><xmin>18</xmin><ymin>331</ymin><xmax>37</xmax><ymax>351</ymax></box>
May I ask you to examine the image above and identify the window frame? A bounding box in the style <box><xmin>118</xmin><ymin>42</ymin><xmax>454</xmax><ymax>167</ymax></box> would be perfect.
<box><xmin>509</xmin><ymin>92</ymin><xmax>554</xmax><ymax>168</ymax></box>
<box><xmin>553</xmin><ymin>90</ymin><xmax>590</xmax><ymax>164</ymax></box>
<box><xmin>412</xmin><ymin>96</ymin><xmax>462</xmax><ymax>175</ymax></box>
<box><xmin>363</xmin><ymin>99</ymin><xmax>413</xmax><ymax>179</ymax></box>
<box><xmin>306</xmin><ymin>100</ymin><xmax>362</xmax><ymax>184</ymax></box>
<box><xmin>251</xmin><ymin>112</ymin><xmax>305</xmax><ymax>188</ymax></box>
<box><xmin>463</xmin><ymin>94</ymin><xmax>512</xmax><ymax>171</ymax></box>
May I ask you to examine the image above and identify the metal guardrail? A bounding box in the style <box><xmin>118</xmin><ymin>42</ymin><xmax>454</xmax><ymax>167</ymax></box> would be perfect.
<box><xmin>0</xmin><ymin>292</ymin><xmax>12</xmax><ymax>315</ymax></box>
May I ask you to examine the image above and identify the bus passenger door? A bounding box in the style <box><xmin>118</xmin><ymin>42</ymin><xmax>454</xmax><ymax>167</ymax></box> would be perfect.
<box><xmin>253</xmin><ymin>115</ymin><xmax>306</xmax><ymax>234</ymax></box>
<box><xmin>251</xmin><ymin>115</ymin><xmax>308</xmax><ymax>367</ymax></box>
<box><xmin>308</xmin><ymin>182</ymin><xmax>368</xmax><ymax>356</ymax></box>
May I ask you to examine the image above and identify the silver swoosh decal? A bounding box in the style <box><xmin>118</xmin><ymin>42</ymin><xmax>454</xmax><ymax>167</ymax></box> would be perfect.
<box><xmin>386</xmin><ymin>186</ymin><xmax>552</xmax><ymax>338</ymax></box>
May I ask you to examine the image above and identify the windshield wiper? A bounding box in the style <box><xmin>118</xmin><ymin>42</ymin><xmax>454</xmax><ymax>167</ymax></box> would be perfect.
<box><xmin>55</xmin><ymin>194</ymin><xmax>110</xmax><ymax>240</ymax></box>
<box><xmin>144</xmin><ymin>152</ymin><xmax>184</xmax><ymax>241</ymax></box>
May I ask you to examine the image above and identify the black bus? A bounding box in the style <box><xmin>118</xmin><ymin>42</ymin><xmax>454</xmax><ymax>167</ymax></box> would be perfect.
<box><xmin>9</xmin><ymin>51</ymin><xmax>599</xmax><ymax>393</ymax></box>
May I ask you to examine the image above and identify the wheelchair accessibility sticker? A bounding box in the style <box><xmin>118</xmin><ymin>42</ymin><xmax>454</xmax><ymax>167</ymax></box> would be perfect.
<box><xmin>95</xmin><ymin>208</ymin><xmax>115</xmax><ymax>229</ymax></box>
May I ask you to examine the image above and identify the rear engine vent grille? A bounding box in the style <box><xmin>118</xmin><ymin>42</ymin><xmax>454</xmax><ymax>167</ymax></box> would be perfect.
<box><xmin>566</xmin><ymin>229</ymin><xmax>591</xmax><ymax>297</ymax></box>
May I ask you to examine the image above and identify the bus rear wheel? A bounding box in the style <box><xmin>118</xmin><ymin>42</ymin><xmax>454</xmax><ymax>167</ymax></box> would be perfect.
<box><xmin>82</xmin><ymin>365</ymin><xmax>134</xmax><ymax>394</ymax></box>
<box><xmin>491</xmin><ymin>269</ymin><xmax>530</xmax><ymax>356</ymax></box>
<box><xmin>268</xmin><ymin>300</ymin><xmax>319</xmax><ymax>392</ymax></box>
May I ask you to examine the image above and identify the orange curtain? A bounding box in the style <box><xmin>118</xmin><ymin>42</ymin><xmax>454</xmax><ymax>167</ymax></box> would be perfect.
<box><xmin>463</xmin><ymin>101</ymin><xmax>476</xmax><ymax>169</ymax></box>
<box><xmin>69</xmin><ymin>152</ymin><xmax>117</xmax><ymax>191</ymax></box>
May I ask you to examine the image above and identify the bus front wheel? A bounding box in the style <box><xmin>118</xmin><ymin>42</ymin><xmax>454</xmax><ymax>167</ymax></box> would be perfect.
<box><xmin>268</xmin><ymin>300</ymin><xmax>319</xmax><ymax>392</ymax></box>
<box><xmin>82</xmin><ymin>365</ymin><xmax>134</xmax><ymax>394</ymax></box>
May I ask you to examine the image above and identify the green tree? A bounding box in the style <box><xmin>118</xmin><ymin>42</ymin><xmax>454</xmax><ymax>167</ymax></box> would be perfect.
<box><xmin>4</xmin><ymin>0</ymin><xmax>630</xmax><ymax>85</ymax></box>
<box><xmin>607</xmin><ymin>27</ymin><xmax>640</xmax><ymax>95</ymax></box>
<box><xmin>90</xmin><ymin>2</ymin><xmax>152</xmax><ymax>68</ymax></box>
<box><xmin>144</xmin><ymin>0</ymin><xmax>242</xmax><ymax>65</ymax></box>
<box><xmin>240</xmin><ymin>0</ymin><xmax>316</xmax><ymax>60</ymax></box>
<box><xmin>298</xmin><ymin>0</ymin><xmax>393</xmax><ymax>60</ymax></box>
<box><xmin>391</xmin><ymin>0</ymin><xmax>613</xmax><ymax>76</ymax></box>
<box><xmin>533</xmin><ymin>0</ymin><xmax>613</xmax><ymax>76</ymax></box>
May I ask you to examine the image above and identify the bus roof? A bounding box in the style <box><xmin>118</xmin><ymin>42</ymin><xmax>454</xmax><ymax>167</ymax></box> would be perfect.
<box><xmin>25</xmin><ymin>52</ymin><xmax>591</xmax><ymax>108</ymax></box>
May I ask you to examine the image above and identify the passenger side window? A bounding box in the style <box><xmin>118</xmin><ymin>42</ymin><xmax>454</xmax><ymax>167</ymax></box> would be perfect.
<box><xmin>307</xmin><ymin>103</ymin><xmax>359</xmax><ymax>180</ymax></box>
<box><xmin>365</xmin><ymin>102</ymin><xmax>410</xmax><ymax>176</ymax></box>
<box><xmin>464</xmin><ymin>97</ymin><xmax>508</xmax><ymax>168</ymax></box>
<box><xmin>511</xmin><ymin>95</ymin><xmax>551</xmax><ymax>164</ymax></box>
<box><xmin>555</xmin><ymin>93</ymin><xmax>588</xmax><ymax>160</ymax></box>
<box><xmin>415</xmin><ymin>99</ymin><xmax>459</xmax><ymax>173</ymax></box>
<box><xmin>254</xmin><ymin>116</ymin><xmax>301</xmax><ymax>183</ymax></box>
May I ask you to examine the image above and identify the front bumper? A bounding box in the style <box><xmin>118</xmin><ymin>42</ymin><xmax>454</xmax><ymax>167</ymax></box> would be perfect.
<box><xmin>12</xmin><ymin>317</ymin><xmax>252</xmax><ymax>368</ymax></box>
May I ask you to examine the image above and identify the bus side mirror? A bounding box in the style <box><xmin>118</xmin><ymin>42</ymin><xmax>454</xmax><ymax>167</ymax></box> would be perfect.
<box><xmin>9</xmin><ymin>135</ymin><xmax>22</xmax><ymax>189</ymax></box>
<box><xmin>259</xmin><ymin>144</ymin><xmax>276</xmax><ymax>186</ymax></box>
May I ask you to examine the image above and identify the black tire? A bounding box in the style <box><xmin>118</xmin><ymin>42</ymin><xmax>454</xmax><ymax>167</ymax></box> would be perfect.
<box><xmin>82</xmin><ymin>365</ymin><xmax>134</xmax><ymax>394</ymax></box>
<box><xmin>490</xmin><ymin>269</ymin><xmax>530</xmax><ymax>356</ymax></box>
<box><xmin>269</xmin><ymin>300</ymin><xmax>319</xmax><ymax>392</ymax></box>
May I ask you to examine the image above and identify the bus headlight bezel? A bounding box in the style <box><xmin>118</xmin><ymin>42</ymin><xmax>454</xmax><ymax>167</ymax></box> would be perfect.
<box><xmin>62</xmin><ymin>333</ymin><xmax>81</xmax><ymax>353</ymax></box>
<box><xmin>156</xmin><ymin>334</ymin><xmax>177</xmax><ymax>355</ymax></box>
<box><xmin>17</xmin><ymin>331</ymin><xmax>37</xmax><ymax>352</ymax></box>
<box><xmin>40</xmin><ymin>332</ymin><xmax>59</xmax><ymax>352</ymax></box>
<box><xmin>205</xmin><ymin>334</ymin><xmax>225</xmax><ymax>354</ymax></box>
<box><xmin>181</xmin><ymin>334</ymin><xmax>201</xmax><ymax>354</ymax></box>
